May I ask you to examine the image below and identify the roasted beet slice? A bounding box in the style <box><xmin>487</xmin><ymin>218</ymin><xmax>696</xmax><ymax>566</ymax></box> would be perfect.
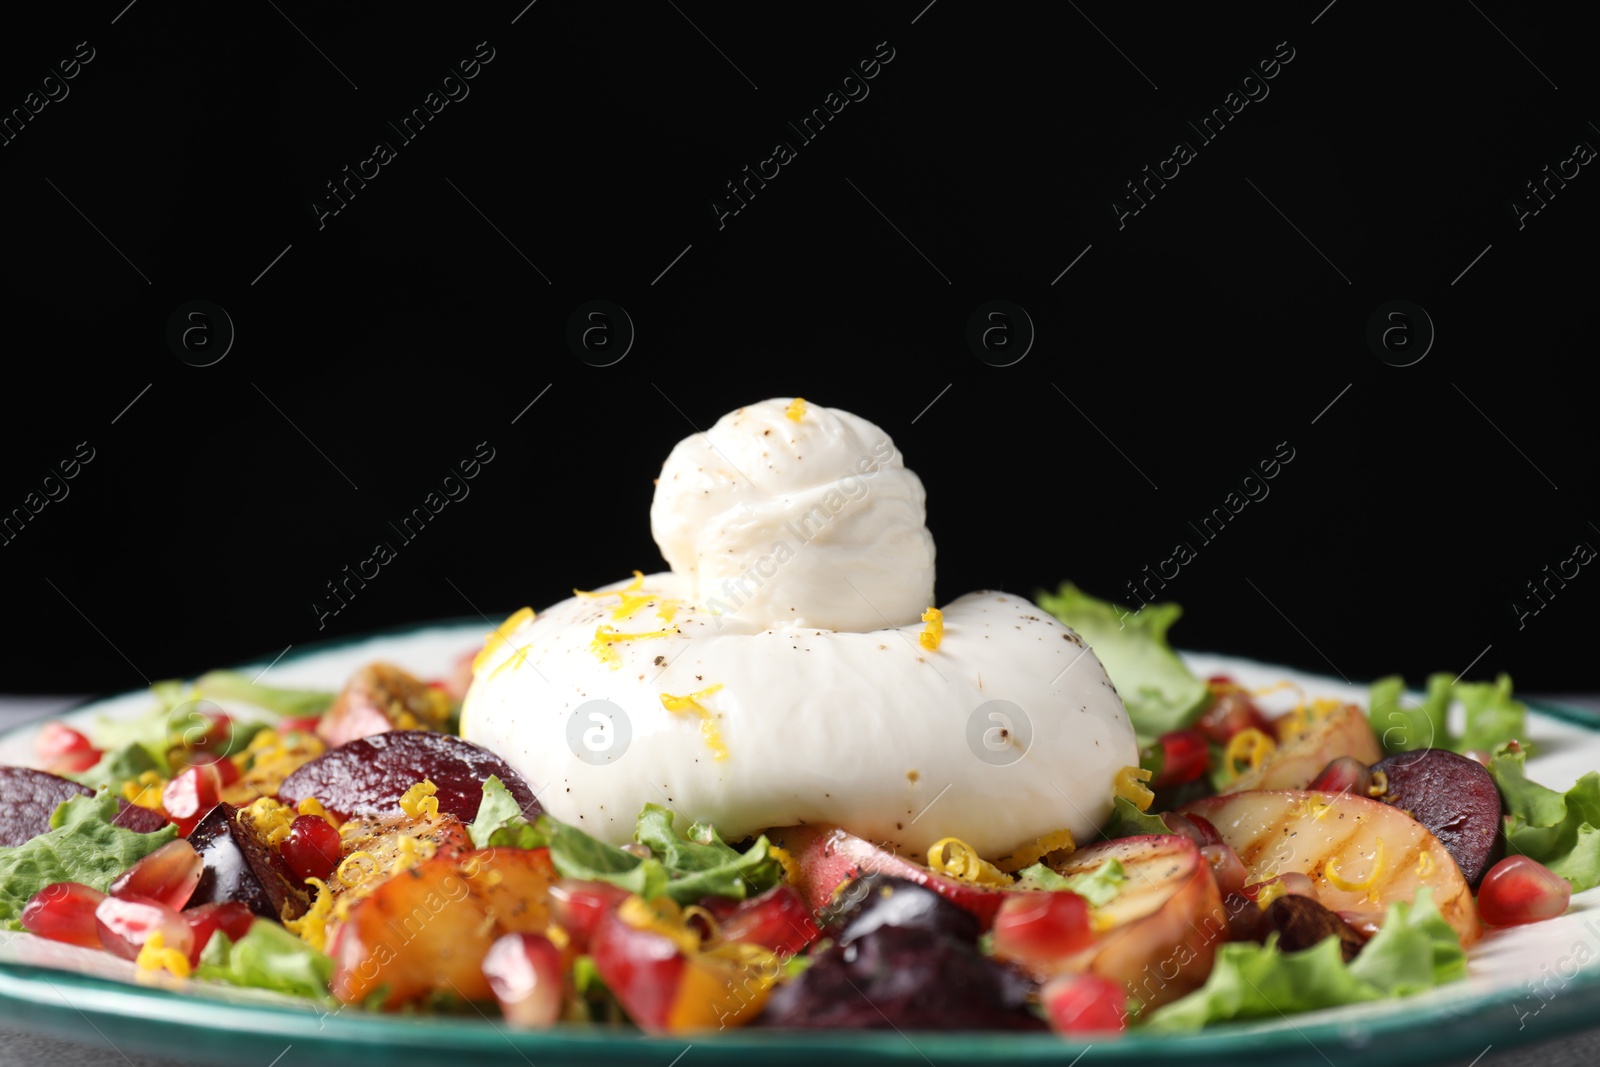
<box><xmin>278</xmin><ymin>730</ymin><xmax>537</xmax><ymax>823</ymax></box>
<box><xmin>187</xmin><ymin>802</ymin><xmax>310</xmax><ymax>921</ymax></box>
<box><xmin>1370</xmin><ymin>748</ymin><xmax>1505</xmax><ymax>887</ymax></box>
<box><xmin>0</xmin><ymin>766</ymin><xmax>170</xmax><ymax>846</ymax></box>
<box><xmin>316</xmin><ymin>662</ymin><xmax>453</xmax><ymax>748</ymax></box>
<box><xmin>1265</xmin><ymin>894</ymin><xmax>1367</xmax><ymax>961</ymax></box>
<box><xmin>759</xmin><ymin>925</ymin><xmax>1044</xmax><ymax>1031</ymax></box>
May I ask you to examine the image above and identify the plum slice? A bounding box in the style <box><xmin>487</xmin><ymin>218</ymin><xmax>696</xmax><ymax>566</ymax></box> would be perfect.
<box><xmin>278</xmin><ymin>730</ymin><xmax>537</xmax><ymax>823</ymax></box>
<box><xmin>1370</xmin><ymin>748</ymin><xmax>1505</xmax><ymax>887</ymax></box>
<box><xmin>0</xmin><ymin>766</ymin><xmax>168</xmax><ymax>846</ymax></box>
<box><xmin>187</xmin><ymin>802</ymin><xmax>310</xmax><ymax>921</ymax></box>
<box><xmin>316</xmin><ymin>662</ymin><xmax>453</xmax><ymax>748</ymax></box>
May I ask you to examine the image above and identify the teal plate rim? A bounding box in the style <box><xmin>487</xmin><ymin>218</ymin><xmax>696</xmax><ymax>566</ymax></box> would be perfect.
<box><xmin>4</xmin><ymin>621</ymin><xmax>1600</xmax><ymax>1066</ymax></box>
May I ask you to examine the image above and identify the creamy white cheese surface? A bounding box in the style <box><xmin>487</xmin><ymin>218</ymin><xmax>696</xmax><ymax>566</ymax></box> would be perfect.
<box><xmin>461</xmin><ymin>399</ymin><xmax>1138</xmax><ymax>856</ymax></box>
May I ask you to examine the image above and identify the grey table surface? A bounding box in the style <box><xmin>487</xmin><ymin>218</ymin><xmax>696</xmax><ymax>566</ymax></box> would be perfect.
<box><xmin>4</xmin><ymin>694</ymin><xmax>1600</xmax><ymax>1067</ymax></box>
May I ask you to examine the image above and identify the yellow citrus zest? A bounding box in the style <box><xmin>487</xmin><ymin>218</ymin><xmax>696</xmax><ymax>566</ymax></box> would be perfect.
<box><xmin>661</xmin><ymin>685</ymin><xmax>729</xmax><ymax>760</ymax></box>
<box><xmin>656</xmin><ymin>598</ymin><xmax>681</xmax><ymax>623</ymax></box>
<box><xmin>240</xmin><ymin>797</ymin><xmax>294</xmax><ymax>846</ymax></box>
<box><xmin>575</xmin><ymin>571</ymin><xmax>646</xmax><ymax>600</ymax></box>
<box><xmin>1115</xmin><ymin>766</ymin><xmax>1156</xmax><ymax>812</ymax></box>
<box><xmin>296</xmin><ymin>796</ymin><xmax>339</xmax><ymax>828</ymax></box>
<box><xmin>619</xmin><ymin>895</ymin><xmax>703</xmax><ymax>956</ymax></box>
<box><xmin>767</xmin><ymin>845</ymin><xmax>801</xmax><ymax>885</ymax></box>
<box><xmin>996</xmin><ymin>828</ymin><xmax>1077</xmax><ymax>873</ymax></box>
<box><xmin>135</xmin><ymin>930</ymin><xmax>191</xmax><ymax>978</ymax></box>
<box><xmin>399</xmin><ymin>780</ymin><xmax>439</xmax><ymax>819</ymax></box>
<box><xmin>121</xmin><ymin>770</ymin><xmax>167</xmax><ymax>811</ymax></box>
<box><xmin>1326</xmin><ymin>838</ymin><xmax>1385</xmax><ymax>894</ymax></box>
<box><xmin>918</xmin><ymin>607</ymin><xmax>944</xmax><ymax>652</ymax></box>
<box><xmin>785</xmin><ymin>398</ymin><xmax>806</xmax><ymax>421</ymax></box>
<box><xmin>1253</xmin><ymin>878</ymin><xmax>1290</xmax><ymax>910</ymax></box>
<box><xmin>1417</xmin><ymin>850</ymin><xmax>1434</xmax><ymax>878</ymax></box>
<box><xmin>337</xmin><ymin>850</ymin><xmax>379</xmax><ymax>888</ymax></box>
<box><xmin>285</xmin><ymin>877</ymin><xmax>333</xmax><ymax>951</ymax></box>
<box><xmin>927</xmin><ymin>838</ymin><xmax>1013</xmax><ymax>887</ymax></box>
<box><xmin>1224</xmin><ymin>728</ymin><xmax>1278</xmax><ymax>780</ymax></box>
<box><xmin>474</xmin><ymin>607</ymin><xmax>535</xmax><ymax>672</ymax></box>
<box><xmin>592</xmin><ymin>624</ymin><xmax>676</xmax><ymax>669</ymax></box>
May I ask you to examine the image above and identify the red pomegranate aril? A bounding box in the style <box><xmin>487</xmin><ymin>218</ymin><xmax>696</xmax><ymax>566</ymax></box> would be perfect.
<box><xmin>549</xmin><ymin>879</ymin><xmax>632</xmax><ymax>952</ymax></box>
<box><xmin>21</xmin><ymin>882</ymin><xmax>106</xmax><ymax>949</ymax></box>
<box><xmin>1041</xmin><ymin>974</ymin><xmax>1127</xmax><ymax>1034</ymax></box>
<box><xmin>35</xmin><ymin>723</ymin><xmax>102</xmax><ymax>775</ymax></box>
<box><xmin>1308</xmin><ymin>757</ymin><xmax>1372</xmax><ymax>797</ymax></box>
<box><xmin>716</xmin><ymin>885</ymin><xmax>820</xmax><ymax>956</ymax></box>
<box><xmin>183</xmin><ymin>901</ymin><xmax>256</xmax><ymax>963</ymax></box>
<box><xmin>1478</xmin><ymin>856</ymin><xmax>1571</xmax><ymax>927</ymax></box>
<box><xmin>184</xmin><ymin>751</ymin><xmax>241</xmax><ymax>786</ymax></box>
<box><xmin>1163</xmin><ymin>811</ymin><xmax>1223</xmax><ymax>849</ymax></box>
<box><xmin>281</xmin><ymin>815</ymin><xmax>342</xmax><ymax>882</ymax></box>
<box><xmin>483</xmin><ymin>932</ymin><xmax>565</xmax><ymax>1028</ymax></box>
<box><xmin>279</xmin><ymin>716</ymin><xmax>322</xmax><ymax>736</ymax></box>
<box><xmin>161</xmin><ymin>764</ymin><xmax>223</xmax><ymax>837</ymax></box>
<box><xmin>1152</xmin><ymin>728</ymin><xmax>1210</xmax><ymax>788</ymax></box>
<box><xmin>1198</xmin><ymin>681</ymin><xmax>1273</xmax><ymax>745</ymax></box>
<box><xmin>991</xmin><ymin>890</ymin><xmax>1094</xmax><ymax>966</ymax></box>
<box><xmin>1201</xmin><ymin>843</ymin><xmax>1249</xmax><ymax>899</ymax></box>
<box><xmin>109</xmin><ymin>839</ymin><xmax>203</xmax><ymax>910</ymax></box>
<box><xmin>95</xmin><ymin>895</ymin><xmax>194</xmax><ymax>962</ymax></box>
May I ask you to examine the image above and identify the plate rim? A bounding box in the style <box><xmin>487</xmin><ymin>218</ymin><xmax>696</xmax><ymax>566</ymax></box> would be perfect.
<box><xmin>4</xmin><ymin>620</ymin><xmax>1600</xmax><ymax>1065</ymax></box>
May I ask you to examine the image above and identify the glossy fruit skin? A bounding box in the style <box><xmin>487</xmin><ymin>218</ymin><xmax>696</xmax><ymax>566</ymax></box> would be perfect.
<box><xmin>161</xmin><ymin>764</ymin><xmax>223</xmax><ymax>837</ymax></box>
<box><xmin>991</xmin><ymin>891</ymin><xmax>1094</xmax><ymax>968</ymax></box>
<box><xmin>21</xmin><ymin>882</ymin><xmax>106</xmax><ymax>948</ymax></box>
<box><xmin>186</xmin><ymin>802</ymin><xmax>311</xmax><ymax>920</ymax></box>
<box><xmin>35</xmin><ymin>723</ymin><xmax>101</xmax><ymax>775</ymax></box>
<box><xmin>1163</xmin><ymin>812</ymin><xmax>1222</xmax><ymax>850</ymax></box>
<box><xmin>759</xmin><ymin>925</ymin><xmax>1046</xmax><ymax>1031</ymax></box>
<box><xmin>1308</xmin><ymin>757</ymin><xmax>1372</xmax><ymax>796</ymax></box>
<box><xmin>829</xmin><ymin>874</ymin><xmax>981</xmax><ymax>946</ymax></box>
<box><xmin>1151</xmin><ymin>729</ymin><xmax>1210</xmax><ymax>788</ymax></box>
<box><xmin>280</xmin><ymin>815</ymin><xmax>342</xmax><ymax>882</ymax></box>
<box><xmin>109</xmin><ymin>839</ymin><xmax>203</xmax><ymax>910</ymax></box>
<box><xmin>1198</xmin><ymin>678</ymin><xmax>1273</xmax><ymax>744</ymax></box>
<box><xmin>549</xmin><ymin>879</ymin><xmax>632</xmax><ymax>953</ymax></box>
<box><xmin>484</xmin><ymin>932</ymin><xmax>565</xmax><ymax>1028</ymax></box>
<box><xmin>715</xmin><ymin>885</ymin><xmax>820</xmax><ymax>956</ymax></box>
<box><xmin>590</xmin><ymin>906</ymin><xmax>686</xmax><ymax>1031</ymax></box>
<box><xmin>95</xmin><ymin>895</ymin><xmax>194</xmax><ymax>962</ymax></box>
<box><xmin>278</xmin><ymin>729</ymin><xmax>539</xmax><ymax>823</ymax></box>
<box><xmin>1477</xmin><ymin>856</ymin><xmax>1571</xmax><ymax>927</ymax></box>
<box><xmin>1041</xmin><ymin>974</ymin><xmax>1128</xmax><ymax>1034</ymax></box>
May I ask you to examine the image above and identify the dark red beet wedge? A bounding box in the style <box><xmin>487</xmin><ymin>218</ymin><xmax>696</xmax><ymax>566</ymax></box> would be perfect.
<box><xmin>1370</xmin><ymin>748</ymin><xmax>1505</xmax><ymax>887</ymax></box>
<box><xmin>187</xmin><ymin>802</ymin><xmax>310</xmax><ymax>921</ymax></box>
<box><xmin>0</xmin><ymin>766</ymin><xmax>170</xmax><ymax>846</ymax></box>
<box><xmin>278</xmin><ymin>731</ymin><xmax>538</xmax><ymax>823</ymax></box>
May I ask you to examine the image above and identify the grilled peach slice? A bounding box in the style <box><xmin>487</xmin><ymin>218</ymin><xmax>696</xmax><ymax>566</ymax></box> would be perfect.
<box><xmin>1181</xmin><ymin>790</ymin><xmax>1480</xmax><ymax>945</ymax></box>
<box><xmin>327</xmin><ymin>846</ymin><xmax>557</xmax><ymax>1008</ymax></box>
<box><xmin>1221</xmin><ymin>704</ymin><xmax>1382</xmax><ymax>794</ymax></box>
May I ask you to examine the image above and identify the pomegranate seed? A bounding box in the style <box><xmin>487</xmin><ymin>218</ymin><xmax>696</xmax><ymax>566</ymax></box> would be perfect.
<box><xmin>35</xmin><ymin>723</ymin><xmax>102</xmax><ymax>775</ymax></box>
<box><xmin>483</xmin><ymin>933</ymin><xmax>565</xmax><ymax>1028</ymax></box>
<box><xmin>35</xmin><ymin>723</ymin><xmax>95</xmax><ymax>760</ymax></box>
<box><xmin>184</xmin><ymin>751</ymin><xmax>241</xmax><ymax>786</ymax></box>
<box><xmin>1163</xmin><ymin>811</ymin><xmax>1223</xmax><ymax>849</ymax></box>
<box><xmin>1201</xmin><ymin>843</ymin><xmax>1249</xmax><ymax>899</ymax></box>
<box><xmin>109</xmin><ymin>839</ymin><xmax>203</xmax><ymax>910</ymax></box>
<box><xmin>279</xmin><ymin>716</ymin><xmax>322</xmax><ymax>736</ymax></box>
<box><xmin>21</xmin><ymin>882</ymin><xmax>106</xmax><ymax>949</ymax></box>
<box><xmin>95</xmin><ymin>895</ymin><xmax>195</xmax><ymax>962</ymax></box>
<box><xmin>1041</xmin><ymin>974</ymin><xmax>1127</xmax><ymax>1034</ymax></box>
<box><xmin>1198</xmin><ymin>682</ymin><xmax>1273</xmax><ymax>745</ymax></box>
<box><xmin>281</xmin><ymin>815</ymin><xmax>342</xmax><ymax>882</ymax></box>
<box><xmin>1309</xmin><ymin>757</ymin><xmax>1372</xmax><ymax>797</ymax></box>
<box><xmin>161</xmin><ymin>764</ymin><xmax>222</xmax><ymax>837</ymax></box>
<box><xmin>183</xmin><ymin>902</ymin><xmax>255</xmax><ymax>963</ymax></box>
<box><xmin>549</xmin><ymin>879</ymin><xmax>632</xmax><ymax>952</ymax></box>
<box><xmin>992</xmin><ymin>890</ymin><xmax>1094</xmax><ymax>967</ymax></box>
<box><xmin>1151</xmin><ymin>728</ymin><xmax>1210</xmax><ymax>787</ymax></box>
<box><xmin>715</xmin><ymin>885</ymin><xmax>820</xmax><ymax>956</ymax></box>
<box><xmin>1478</xmin><ymin>855</ymin><xmax>1571</xmax><ymax>926</ymax></box>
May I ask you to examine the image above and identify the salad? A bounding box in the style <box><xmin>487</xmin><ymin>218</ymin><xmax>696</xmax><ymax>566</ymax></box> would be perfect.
<box><xmin>1</xmin><ymin>398</ymin><xmax>1596</xmax><ymax>1041</ymax></box>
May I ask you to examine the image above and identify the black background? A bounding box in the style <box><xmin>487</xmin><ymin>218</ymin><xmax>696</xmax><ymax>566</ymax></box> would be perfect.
<box><xmin>1</xmin><ymin>1</ymin><xmax>1594</xmax><ymax>697</ymax></box>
